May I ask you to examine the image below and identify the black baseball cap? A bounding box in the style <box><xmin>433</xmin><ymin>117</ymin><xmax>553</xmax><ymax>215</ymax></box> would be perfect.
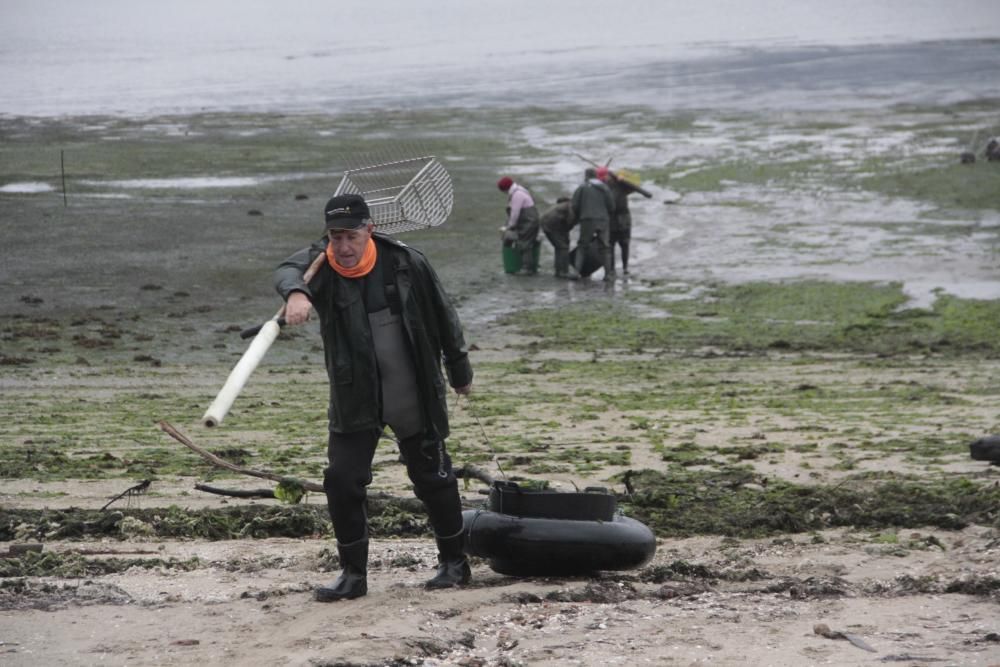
<box><xmin>324</xmin><ymin>194</ymin><xmax>371</xmax><ymax>231</ymax></box>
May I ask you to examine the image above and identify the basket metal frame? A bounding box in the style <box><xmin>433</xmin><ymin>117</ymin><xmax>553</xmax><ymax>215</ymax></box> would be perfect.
<box><xmin>333</xmin><ymin>156</ymin><xmax>453</xmax><ymax>235</ymax></box>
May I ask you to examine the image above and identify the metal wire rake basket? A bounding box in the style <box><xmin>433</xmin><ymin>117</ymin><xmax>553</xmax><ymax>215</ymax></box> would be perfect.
<box><xmin>332</xmin><ymin>156</ymin><xmax>454</xmax><ymax>235</ymax></box>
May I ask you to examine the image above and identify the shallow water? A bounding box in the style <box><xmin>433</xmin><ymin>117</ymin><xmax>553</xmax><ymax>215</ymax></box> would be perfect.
<box><xmin>452</xmin><ymin>104</ymin><xmax>1000</xmax><ymax>324</ymax></box>
<box><xmin>3</xmin><ymin>0</ymin><xmax>1000</xmax><ymax>116</ymax></box>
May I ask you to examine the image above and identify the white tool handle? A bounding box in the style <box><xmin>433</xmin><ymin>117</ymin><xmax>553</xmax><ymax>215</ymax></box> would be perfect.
<box><xmin>201</xmin><ymin>319</ymin><xmax>281</xmax><ymax>427</ymax></box>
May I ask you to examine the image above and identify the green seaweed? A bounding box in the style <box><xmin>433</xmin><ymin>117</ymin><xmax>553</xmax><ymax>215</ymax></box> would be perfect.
<box><xmin>501</xmin><ymin>281</ymin><xmax>1000</xmax><ymax>356</ymax></box>
<box><xmin>619</xmin><ymin>469</ymin><xmax>1000</xmax><ymax>538</ymax></box>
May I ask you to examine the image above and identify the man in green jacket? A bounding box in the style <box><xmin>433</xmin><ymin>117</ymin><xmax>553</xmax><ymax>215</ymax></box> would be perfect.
<box><xmin>571</xmin><ymin>168</ymin><xmax>616</xmax><ymax>281</ymax></box>
<box><xmin>274</xmin><ymin>194</ymin><xmax>474</xmax><ymax>602</ymax></box>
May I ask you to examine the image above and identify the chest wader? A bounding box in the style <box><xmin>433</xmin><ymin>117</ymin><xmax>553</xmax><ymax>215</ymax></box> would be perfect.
<box><xmin>542</xmin><ymin>209</ymin><xmax>574</xmax><ymax>278</ymax></box>
<box><xmin>514</xmin><ymin>205</ymin><xmax>540</xmax><ymax>274</ymax></box>
<box><xmin>573</xmin><ymin>184</ymin><xmax>615</xmax><ymax>280</ymax></box>
<box><xmin>610</xmin><ymin>209</ymin><xmax>632</xmax><ymax>274</ymax></box>
<box><xmin>574</xmin><ymin>216</ymin><xmax>613</xmax><ymax>280</ymax></box>
<box><xmin>316</xmin><ymin>254</ymin><xmax>469</xmax><ymax>601</ymax></box>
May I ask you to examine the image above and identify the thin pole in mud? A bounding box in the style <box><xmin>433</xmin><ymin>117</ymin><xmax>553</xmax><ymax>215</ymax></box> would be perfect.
<box><xmin>459</xmin><ymin>395</ymin><xmax>507</xmax><ymax>481</ymax></box>
<box><xmin>60</xmin><ymin>150</ymin><xmax>67</xmax><ymax>206</ymax></box>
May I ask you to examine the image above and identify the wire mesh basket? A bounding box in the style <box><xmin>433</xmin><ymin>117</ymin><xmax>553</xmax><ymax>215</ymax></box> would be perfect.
<box><xmin>333</xmin><ymin>156</ymin><xmax>454</xmax><ymax>235</ymax></box>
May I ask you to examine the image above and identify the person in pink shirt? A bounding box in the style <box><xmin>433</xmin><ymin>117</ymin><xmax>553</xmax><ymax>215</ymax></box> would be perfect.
<box><xmin>497</xmin><ymin>176</ymin><xmax>540</xmax><ymax>274</ymax></box>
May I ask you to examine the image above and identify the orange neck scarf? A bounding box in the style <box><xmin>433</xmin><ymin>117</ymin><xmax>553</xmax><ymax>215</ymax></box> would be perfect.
<box><xmin>326</xmin><ymin>237</ymin><xmax>377</xmax><ymax>278</ymax></box>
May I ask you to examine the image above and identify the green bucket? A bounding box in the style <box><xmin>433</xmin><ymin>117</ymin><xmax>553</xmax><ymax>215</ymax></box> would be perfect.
<box><xmin>502</xmin><ymin>240</ymin><xmax>541</xmax><ymax>274</ymax></box>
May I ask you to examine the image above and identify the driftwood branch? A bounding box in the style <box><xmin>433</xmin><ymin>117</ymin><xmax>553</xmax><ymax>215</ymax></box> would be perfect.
<box><xmin>454</xmin><ymin>463</ymin><xmax>495</xmax><ymax>487</ymax></box>
<box><xmin>194</xmin><ymin>483</ymin><xmax>277</xmax><ymax>499</ymax></box>
<box><xmin>159</xmin><ymin>420</ymin><xmax>495</xmax><ymax>507</ymax></box>
<box><xmin>158</xmin><ymin>420</ymin><xmax>324</xmax><ymax>493</ymax></box>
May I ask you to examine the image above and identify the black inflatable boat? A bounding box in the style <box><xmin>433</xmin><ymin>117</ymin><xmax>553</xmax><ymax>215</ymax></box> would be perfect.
<box><xmin>462</xmin><ymin>480</ymin><xmax>656</xmax><ymax>576</ymax></box>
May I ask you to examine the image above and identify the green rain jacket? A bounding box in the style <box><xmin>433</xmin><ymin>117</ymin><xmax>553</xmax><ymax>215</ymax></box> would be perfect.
<box><xmin>571</xmin><ymin>179</ymin><xmax>615</xmax><ymax>226</ymax></box>
<box><xmin>274</xmin><ymin>233</ymin><xmax>473</xmax><ymax>439</ymax></box>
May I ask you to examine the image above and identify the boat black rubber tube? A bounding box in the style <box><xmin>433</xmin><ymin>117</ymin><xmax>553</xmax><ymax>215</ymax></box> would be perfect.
<box><xmin>462</xmin><ymin>509</ymin><xmax>656</xmax><ymax>577</ymax></box>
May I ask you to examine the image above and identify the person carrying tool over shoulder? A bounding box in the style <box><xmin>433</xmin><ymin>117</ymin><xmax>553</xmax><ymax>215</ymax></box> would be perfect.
<box><xmin>497</xmin><ymin>176</ymin><xmax>541</xmax><ymax>275</ymax></box>
<box><xmin>598</xmin><ymin>166</ymin><xmax>644</xmax><ymax>276</ymax></box>
<box><xmin>274</xmin><ymin>193</ymin><xmax>474</xmax><ymax>601</ymax></box>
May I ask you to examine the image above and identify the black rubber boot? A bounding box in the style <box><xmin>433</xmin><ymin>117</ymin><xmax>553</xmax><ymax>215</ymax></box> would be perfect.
<box><xmin>554</xmin><ymin>247</ymin><xmax>570</xmax><ymax>278</ymax></box>
<box><xmin>518</xmin><ymin>245</ymin><xmax>537</xmax><ymax>275</ymax></box>
<box><xmin>314</xmin><ymin>536</ymin><xmax>368</xmax><ymax>602</ymax></box>
<box><xmin>602</xmin><ymin>247</ymin><xmax>616</xmax><ymax>282</ymax></box>
<box><xmin>425</xmin><ymin>529</ymin><xmax>471</xmax><ymax>590</ymax></box>
<box><xmin>573</xmin><ymin>246</ymin><xmax>587</xmax><ymax>277</ymax></box>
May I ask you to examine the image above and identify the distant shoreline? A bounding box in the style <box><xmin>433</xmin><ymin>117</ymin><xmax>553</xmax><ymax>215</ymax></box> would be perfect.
<box><xmin>2</xmin><ymin>38</ymin><xmax>1000</xmax><ymax>118</ymax></box>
